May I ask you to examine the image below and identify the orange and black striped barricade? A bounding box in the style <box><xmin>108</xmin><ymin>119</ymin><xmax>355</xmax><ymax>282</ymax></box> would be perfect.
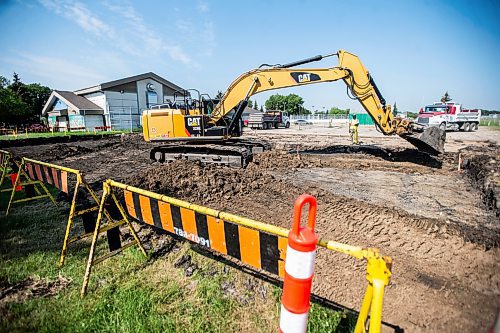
<box><xmin>4</xmin><ymin>157</ymin><xmax>146</xmax><ymax>269</ymax></box>
<box><xmin>85</xmin><ymin>180</ymin><xmax>392</xmax><ymax>333</ymax></box>
<box><xmin>0</xmin><ymin>149</ymin><xmax>14</xmax><ymax>192</ymax></box>
<box><xmin>82</xmin><ymin>179</ymin><xmax>290</xmax><ymax>296</ymax></box>
<box><xmin>4</xmin><ymin>157</ymin><xmax>57</xmax><ymax>210</ymax></box>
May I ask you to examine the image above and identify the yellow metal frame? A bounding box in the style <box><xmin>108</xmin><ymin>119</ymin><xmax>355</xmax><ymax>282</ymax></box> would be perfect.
<box><xmin>0</xmin><ymin>150</ymin><xmax>13</xmax><ymax>192</ymax></box>
<box><xmin>81</xmin><ymin>180</ymin><xmax>147</xmax><ymax>296</ymax></box>
<box><xmin>319</xmin><ymin>240</ymin><xmax>392</xmax><ymax>333</ymax></box>
<box><xmin>3</xmin><ymin>157</ymin><xmax>140</xmax><ymax>271</ymax></box>
<box><xmin>87</xmin><ymin>179</ymin><xmax>392</xmax><ymax>332</ymax></box>
<box><xmin>5</xmin><ymin>158</ymin><xmax>57</xmax><ymax>214</ymax></box>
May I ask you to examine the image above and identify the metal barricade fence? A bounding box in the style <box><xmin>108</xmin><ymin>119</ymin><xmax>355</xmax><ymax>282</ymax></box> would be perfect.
<box><xmin>5</xmin><ymin>157</ymin><xmax>146</xmax><ymax>268</ymax></box>
<box><xmin>83</xmin><ymin>179</ymin><xmax>392</xmax><ymax>333</ymax></box>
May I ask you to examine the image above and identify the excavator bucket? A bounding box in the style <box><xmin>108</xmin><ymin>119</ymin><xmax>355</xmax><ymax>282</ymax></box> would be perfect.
<box><xmin>399</xmin><ymin>126</ymin><xmax>446</xmax><ymax>156</ymax></box>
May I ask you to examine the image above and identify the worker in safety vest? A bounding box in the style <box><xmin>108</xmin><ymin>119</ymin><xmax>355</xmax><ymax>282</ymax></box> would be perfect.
<box><xmin>349</xmin><ymin>114</ymin><xmax>359</xmax><ymax>144</ymax></box>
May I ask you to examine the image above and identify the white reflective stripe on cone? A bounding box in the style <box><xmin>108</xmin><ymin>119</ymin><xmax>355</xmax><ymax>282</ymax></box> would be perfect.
<box><xmin>279</xmin><ymin>304</ymin><xmax>308</xmax><ymax>333</ymax></box>
<box><xmin>284</xmin><ymin>246</ymin><xmax>315</xmax><ymax>279</ymax></box>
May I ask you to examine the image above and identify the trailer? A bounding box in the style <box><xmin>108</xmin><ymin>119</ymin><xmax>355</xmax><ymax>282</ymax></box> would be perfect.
<box><xmin>248</xmin><ymin>111</ymin><xmax>290</xmax><ymax>129</ymax></box>
<box><xmin>417</xmin><ymin>102</ymin><xmax>481</xmax><ymax>132</ymax></box>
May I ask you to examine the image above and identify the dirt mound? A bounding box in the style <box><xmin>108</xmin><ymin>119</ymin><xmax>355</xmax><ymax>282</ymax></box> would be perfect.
<box><xmin>0</xmin><ymin>276</ymin><xmax>71</xmax><ymax>305</ymax></box>
<box><xmin>44</xmin><ymin>144</ymin><xmax>94</xmax><ymax>160</ymax></box>
<box><xmin>461</xmin><ymin>144</ymin><xmax>500</xmax><ymax>217</ymax></box>
<box><xmin>127</xmin><ymin>160</ymin><xmax>297</xmax><ymax>205</ymax></box>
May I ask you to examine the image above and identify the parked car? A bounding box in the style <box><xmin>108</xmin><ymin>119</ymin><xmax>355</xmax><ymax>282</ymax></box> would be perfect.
<box><xmin>293</xmin><ymin>119</ymin><xmax>313</xmax><ymax>125</ymax></box>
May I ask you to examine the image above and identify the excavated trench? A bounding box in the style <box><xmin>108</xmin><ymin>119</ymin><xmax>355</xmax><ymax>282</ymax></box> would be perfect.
<box><xmin>460</xmin><ymin>144</ymin><xmax>499</xmax><ymax>218</ymax></box>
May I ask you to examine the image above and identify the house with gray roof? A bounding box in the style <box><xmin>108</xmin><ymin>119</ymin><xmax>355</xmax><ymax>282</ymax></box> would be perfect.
<box><xmin>42</xmin><ymin>72</ymin><xmax>185</xmax><ymax>131</ymax></box>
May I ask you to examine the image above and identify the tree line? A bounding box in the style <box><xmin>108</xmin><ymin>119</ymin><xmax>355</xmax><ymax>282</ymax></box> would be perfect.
<box><xmin>0</xmin><ymin>73</ymin><xmax>51</xmax><ymax>126</ymax></box>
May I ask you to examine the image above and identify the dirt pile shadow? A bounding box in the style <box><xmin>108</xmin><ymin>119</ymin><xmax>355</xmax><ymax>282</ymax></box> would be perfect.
<box><xmin>0</xmin><ymin>133</ymin><xmax>121</xmax><ymax>148</ymax></box>
<box><xmin>300</xmin><ymin>145</ymin><xmax>444</xmax><ymax>168</ymax></box>
<box><xmin>461</xmin><ymin>144</ymin><xmax>499</xmax><ymax>218</ymax></box>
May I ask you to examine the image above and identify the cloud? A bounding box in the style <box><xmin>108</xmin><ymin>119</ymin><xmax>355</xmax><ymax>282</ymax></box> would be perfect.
<box><xmin>37</xmin><ymin>0</ymin><xmax>209</xmax><ymax>67</ymax></box>
<box><xmin>38</xmin><ymin>0</ymin><xmax>113</xmax><ymax>38</ymax></box>
<box><xmin>202</xmin><ymin>21</ymin><xmax>216</xmax><ymax>56</ymax></box>
<box><xmin>2</xmin><ymin>52</ymin><xmax>106</xmax><ymax>88</ymax></box>
<box><xmin>176</xmin><ymin>19</ymin><xmax>194</xmax><ymax>34</ymax></box>
<box><xmin>104</xmin><ymin>1</ymin><xmax>193</xmax><ymax>65</ymax></box>
<box><xmin>197</xmin><ymin>1</ymin><xmax>209</xmax><ymax>13</ymax></box>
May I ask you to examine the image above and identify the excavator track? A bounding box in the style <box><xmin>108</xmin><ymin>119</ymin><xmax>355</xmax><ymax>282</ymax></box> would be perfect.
<box><xmin>150</xmin><ymin>139</ymin><xmax>270</xmax><ymax>168</ymax></box>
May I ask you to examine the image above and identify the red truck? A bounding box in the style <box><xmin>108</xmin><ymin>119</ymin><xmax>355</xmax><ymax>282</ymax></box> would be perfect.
<box><xmin>416</xmin><ymin>102</ymin><xmax>481</xmax><ymax>131</ymax></box>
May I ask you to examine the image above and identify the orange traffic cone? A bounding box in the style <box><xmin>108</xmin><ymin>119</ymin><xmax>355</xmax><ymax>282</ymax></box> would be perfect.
<box><xmin>279</xmin><ymin>194</ymin><xmax>318</xmax><ymax>333</ymax></box>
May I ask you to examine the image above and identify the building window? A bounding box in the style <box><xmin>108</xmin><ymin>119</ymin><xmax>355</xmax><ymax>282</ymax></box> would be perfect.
<box><xmin>146</xmin><ymin>91</ymin><xmax>158</xmax><ymax>108</ymax></box>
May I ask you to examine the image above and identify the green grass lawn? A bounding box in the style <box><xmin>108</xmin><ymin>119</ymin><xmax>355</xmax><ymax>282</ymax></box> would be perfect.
<box><xmin>0</xmin><ymin>185</ymin><xmax>355</xmax><ymax>332</ymax></box>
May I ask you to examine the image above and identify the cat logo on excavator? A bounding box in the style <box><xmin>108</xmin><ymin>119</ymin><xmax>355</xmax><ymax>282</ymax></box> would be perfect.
<box><xmin>290</xmin><ymin>72</ymin><xmax>321</xmax><ymax>84</ymax></box>
<box><xmin>187</xmin><ymin>117</ymin><xmax>199</xmax><ymax>127</ymax></box>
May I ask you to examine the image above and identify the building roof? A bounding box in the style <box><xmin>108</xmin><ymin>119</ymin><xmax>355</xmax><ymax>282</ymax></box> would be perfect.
<box><xmin>41</xmin><ymin>90</ymin><xmax>103</xmax><ymax>115</ymax></box>
<box><xmin>74</xmin><ymin>72</ymin><xmax>184</xmax><ymax>95</ymax></box>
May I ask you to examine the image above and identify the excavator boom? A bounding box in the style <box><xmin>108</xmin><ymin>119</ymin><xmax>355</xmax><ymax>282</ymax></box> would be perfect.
<box><xmin>207</xmin><ymin>50</ymin><xmax>444</xmax><ymax>155</ymax></box>
<box><xmin>143</xmin><ymin>50</ymin><xmax>445</xmax><ymax>167</ymax></box>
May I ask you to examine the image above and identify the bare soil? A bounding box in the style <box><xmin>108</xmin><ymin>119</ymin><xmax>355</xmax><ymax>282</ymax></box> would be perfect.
<box><xmin>0</xmin><ymin>275</ymin><xmax>71</xmax><ymax>306</ymax></box>
<box><xmin>5</xmin><ymin>126</ymin><xmax>500</xmax><ymax>333</ymax></box>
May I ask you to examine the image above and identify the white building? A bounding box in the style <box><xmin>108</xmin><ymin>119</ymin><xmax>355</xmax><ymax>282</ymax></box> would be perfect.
<box><xmin>42</xmin><ymin>72</ymin><xmax>185</xmax><ymax>131</ymax></box>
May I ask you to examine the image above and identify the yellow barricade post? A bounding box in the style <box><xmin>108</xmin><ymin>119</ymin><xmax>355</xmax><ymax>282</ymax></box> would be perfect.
<box><xmin>318</xmin><ymin>240</ymin><xmax>392</xmax><ymax>333</ymax></box>
<box><xmin>81</xmin><ymin>180</ymin><xmax>148</xmax><ymax>296</ymax></box>
<box><xmin>84</xmin><ymin>179</ymin><xmax>392</xmax><ymax>333</ymax></box>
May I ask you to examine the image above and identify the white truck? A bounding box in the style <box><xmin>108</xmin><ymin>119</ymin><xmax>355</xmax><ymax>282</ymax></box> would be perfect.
<box><xmin>416</xmin><ymin>102</ymin><xmax>481</xmax><ymax>131</ymax></box>
<box><xmin>248</xmin><ymin>111</ymin><xmax>290</xmax><ymax>129</ymax></box>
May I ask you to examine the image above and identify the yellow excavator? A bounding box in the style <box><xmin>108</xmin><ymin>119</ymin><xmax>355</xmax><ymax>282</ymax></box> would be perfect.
<box><xmin>142</xmin><ymin>50</ymin><xmax>446</xmax><ymax>167</ymax></box>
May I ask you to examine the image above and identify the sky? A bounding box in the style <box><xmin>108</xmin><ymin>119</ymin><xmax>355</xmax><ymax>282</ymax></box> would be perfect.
<box><xmin>1</xmin><ymin>0</ymin><xmax>499</xmax><ymax>112</ymax></box>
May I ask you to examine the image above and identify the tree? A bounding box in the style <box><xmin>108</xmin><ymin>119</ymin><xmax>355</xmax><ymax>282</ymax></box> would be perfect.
<box><xmin>0</xmin><ymin>73</ymin><xmax>51</xmax><ymax>125</ymax></box>
<box><xmin>265</xmin><ymin>93</ymin><xmax>305</xmax><ymax>115</ymax></box>
<box><xmin>328</xmin><ymin>106</ymin><xmax>349</xmax><ymax>115</ymax></box>
<box><xmin>0</xmin><ymin>76</ymin><xmax>9</xmax><ymax>88</ymax></box>
<box><xmin>247</xmin><ymin>100</ymin><xmax>253</xmax><ymax>109</ymax></box>
<box><xmin>0</xmin><ymin>87</ymin><xmax>29</xmax><ymax>124</ymax></box>
<box><xmin>265</xmin><ymin>94</ymin><xmax>285</xmax><ymax>111</ymax></box>
<box><xmin>259</xmin><ymin>105</ymin><xmax>264</xmax><ymax>112</ymax></box>
<box><xmin>441</xmin><ymin>91</ymin><xmax>451</xmax><ymax>103</ymax></box>
<box><xmin>407</xmin><ymin>112</ymin><xmax>418</xmax><ymax>119</ymax></box>
<box><xmin>393</xmin><ymin>102</ymin><xmax>398</xmax><ymax>116</ymax></box>
<box><xmin>19</xmin><ymin>83</ymin><xmax>51</xmax><ymax>122</ymax></box>
<box><xmin>253</xmin><ymin>100</ymin><xmax>258</xmax><ymax>110</ymax></box>
<box><xmin>10</xmin><ymin>72</ymin><xmax>23</xmax><ymax>94</ymax></box>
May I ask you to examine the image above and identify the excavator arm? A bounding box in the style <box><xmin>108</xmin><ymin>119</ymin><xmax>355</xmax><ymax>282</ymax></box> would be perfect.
<box><xmin>210</xmin><ymin>50</ymin><xmax>445</xmax><ymax>155</ymax></box>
